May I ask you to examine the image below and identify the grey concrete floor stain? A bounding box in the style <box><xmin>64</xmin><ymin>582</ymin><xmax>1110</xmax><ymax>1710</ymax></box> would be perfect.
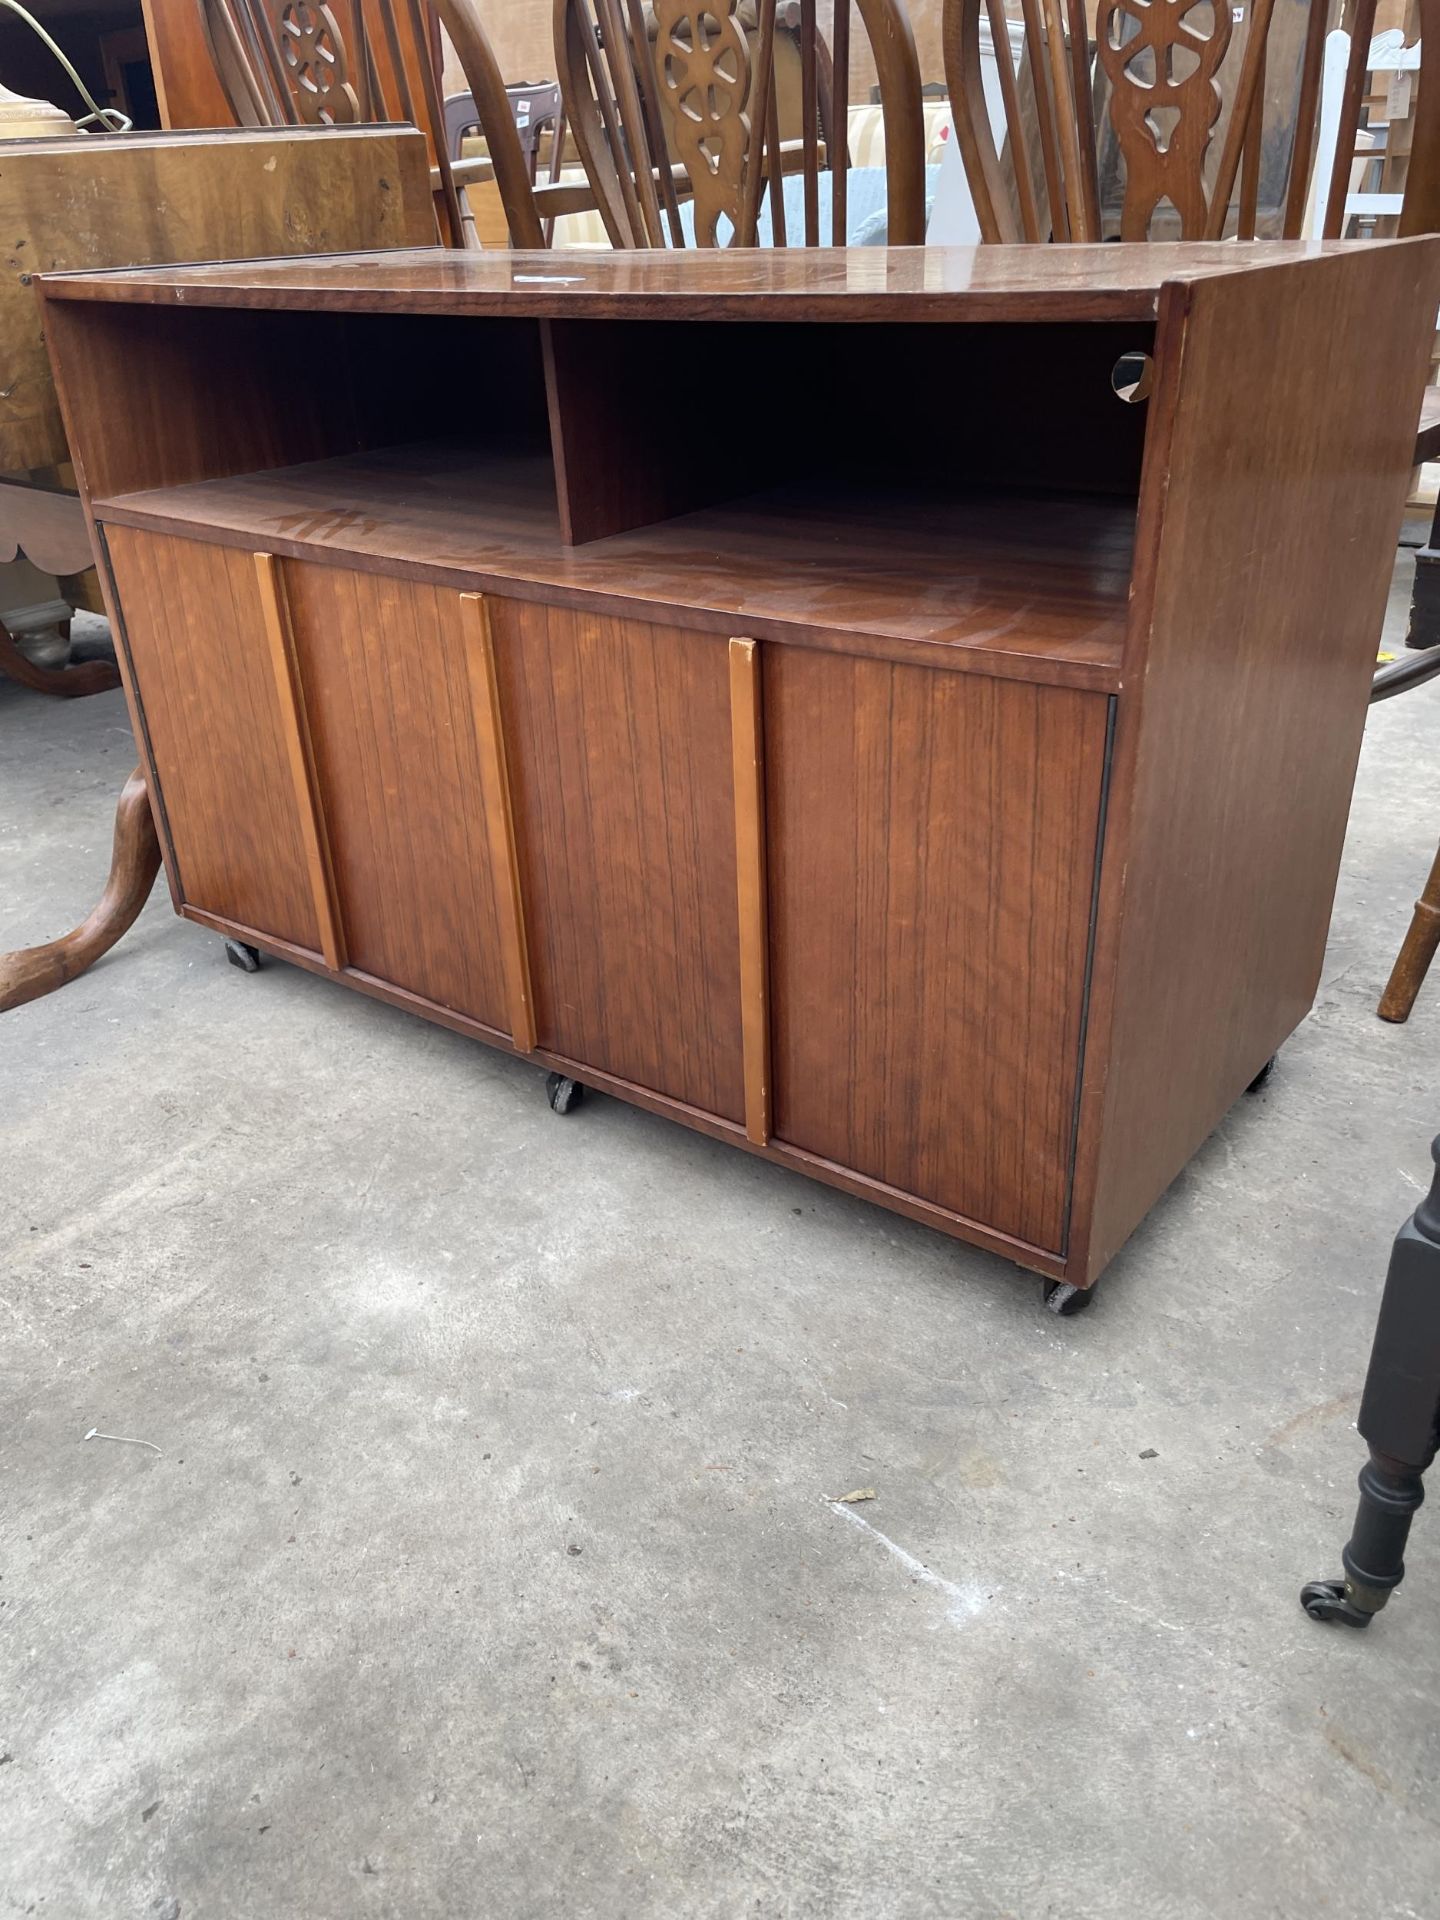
<box><xmin>3</xmin><ymin>586</ymin><xmax>1440</xmax><ymax>1918</ymax></box>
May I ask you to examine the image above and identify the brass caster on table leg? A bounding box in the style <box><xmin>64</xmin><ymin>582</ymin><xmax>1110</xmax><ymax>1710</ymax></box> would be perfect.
<box><xmin>1302</xmin><ymin>1452</ymin><xmax>1427</xmax><ymax>1635</ymax></box>
<box><xmin>545</xmin><ymin>1072</ymin><xmax>584</xmax><ymax>1114</ymax></box>
<box><xmin>224</xmin><ymin>939</ymin><xmax>262</xmax><ymax>973</ymax></box>
<box><xmin>1040</xmin><ymin>1279</ymin><xmax>1095</xmax><ymax>1316</ymax></box>
<box><xmin>1246</xmin><ymin>1053</ymin><xmax>1278</xmax><ymax>1094</ymax></box>
<box><xmin>1300</xmin><ymin>1578</ymin><xmax>1380</xmax><ymax>1628</ymax></box>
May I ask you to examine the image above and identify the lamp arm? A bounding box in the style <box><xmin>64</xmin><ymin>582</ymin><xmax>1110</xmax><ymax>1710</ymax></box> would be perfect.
<box><xmin>0</xmin><ymin>0</ymin><xmax>131</xmax><ymax>131</ymax></box>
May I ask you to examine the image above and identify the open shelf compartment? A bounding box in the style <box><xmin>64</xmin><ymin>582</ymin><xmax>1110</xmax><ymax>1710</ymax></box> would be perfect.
<box><xmin>66</xmin><ymin>300</ymin><xmax>1152</xmax><ymax>688</ymax></box>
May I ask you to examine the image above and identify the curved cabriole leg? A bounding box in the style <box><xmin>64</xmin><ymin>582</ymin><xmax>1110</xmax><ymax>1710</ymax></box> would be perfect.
<box><xmin>0</xmin><ymin>613</ymin><xmax>119</xmax><ymax>698</ymax></box>
<box><xmin>1303</xmin><ymin>1137</ymin><xmax>1440</xmax><ymax>1630</ymax></box>
<box><xmin>0</xmin><ymin>766</ymin><xmax>161</xmax><ymax>1013</ymax></box>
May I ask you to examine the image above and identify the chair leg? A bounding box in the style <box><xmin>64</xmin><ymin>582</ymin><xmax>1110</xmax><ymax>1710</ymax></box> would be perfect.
<box><xmin>1303</xmin><ymin>1137</ymin><xmax>1440</xmax><ymax>1627</ymax></box>
<box><xmin>0</xmin><ymin>767</ymin><xmax>161</xmax><ymax>1013</ymax></box>
<box><xmin>1378</xmin><ymin>838</ymin><xmax>1440</xmax><ymax>1023</ymax></box>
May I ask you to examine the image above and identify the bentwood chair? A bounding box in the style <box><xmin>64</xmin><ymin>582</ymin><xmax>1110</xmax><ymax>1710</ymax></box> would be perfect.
<box><xmin>553</xmin><ymin>0</ymin><xmax>927</xmax><ymax>246</ymax></box>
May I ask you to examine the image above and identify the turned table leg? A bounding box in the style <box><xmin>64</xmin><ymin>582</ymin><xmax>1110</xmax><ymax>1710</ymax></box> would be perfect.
<box><xmin>0</xmin><ymin>611</ymin><xmax>120</xmax><ymax>698</ymax></box>
<box><xmin>0</xmin><ymin>766</ymin><xmax>160</xmax><ymax>1013</ymax></box>
<box><xmin>1303</xmin><ymin>1137</ymin><xmax>1440</xmax><ymax>1628</ymax></box>
<box><xmin>1378</xmin><ymin>838</ymin><xmax>1440</xmax><ymax>1023</ymax></box>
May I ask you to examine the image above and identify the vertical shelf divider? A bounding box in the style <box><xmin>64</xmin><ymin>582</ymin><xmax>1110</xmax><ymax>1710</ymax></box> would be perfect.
<box><xmin>462</xmin><ymin>591</ymin><xmax>538</xmax><ymax>1055</ymax></box>
<box><xmin>254</xmin><ymin>550</ymin><xmax>347</xmax><ymax>972</ymax></box>
<box><xmin>729</xmin><ymin>636</ymin><xmax>771</xmax><ymax>1146</ymax></box>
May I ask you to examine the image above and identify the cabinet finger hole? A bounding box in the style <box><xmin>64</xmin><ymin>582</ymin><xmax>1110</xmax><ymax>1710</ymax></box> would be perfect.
<box><xmin>1111</xmin><ymin>351</ymin><xmax>1154</xmax><ymax>404</ymax></box>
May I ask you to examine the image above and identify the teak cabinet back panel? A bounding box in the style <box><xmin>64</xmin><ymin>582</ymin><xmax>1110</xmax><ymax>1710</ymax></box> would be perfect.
<box><xmin>494</xmin><ymin>601</ymin><xmax>746</xmax><ymax>1123</ymax></box>
<box><xmin>767</xmin><ymin>652</ymin><xmax>1110</xmax><ymax>1253</ymax></box>
<box><xmin>283</xmin><ymin>563</ymin><xmax>511</xmax><ymax>1031</ymax></box>
<box><xmin>105</xmin><ymin>525</ymin><xmax>322</xmax><ymax>953</ymax></box>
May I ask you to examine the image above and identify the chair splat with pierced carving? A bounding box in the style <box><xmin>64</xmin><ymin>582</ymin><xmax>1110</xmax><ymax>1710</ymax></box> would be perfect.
<box><xmin>1096</xmin><ymin>0</ymin><xmax>1231</xmax><ymax>239</ymax></box>
<box><xmin>653</xmin><ymin>0</ymin><xmax>754</xmax><ymax>245</ymax></box>
<box><xmin>943</xmin><ymin>0</ymin><xmax>1277</xmax><ymax>243</ymax></box>
<box><xmin>556</xmin><ymin>0</ymin><xmax>925</xmax><ymax>246</ymax></box>
<box><xmin>274</xmin><ymin>0</ymin><xmax>363</xmax><ymax>124</ymax></box>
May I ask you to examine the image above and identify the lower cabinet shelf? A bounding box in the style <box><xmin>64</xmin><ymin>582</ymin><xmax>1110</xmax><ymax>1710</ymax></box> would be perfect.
<box><xmin>105</xmin><ymin>520</ymin><xmax>1112</xmax><ymax>1277</ymax></box>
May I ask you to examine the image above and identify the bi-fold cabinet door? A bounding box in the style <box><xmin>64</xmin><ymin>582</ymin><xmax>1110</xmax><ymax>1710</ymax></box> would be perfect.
<box><xmin>104</xmin><ymin>527</ymin><xmax>524</xmax><ymax>1040</ymax></box>
<box><xmin>489</xmin><ymin>600</ymin><xmax>747</xmax><ymax>1124</ymax></box>
<box><xmin>107</xmin><ymin>524</ymin><xmax>1109</xmax><ymax>1256</ymax></box>
<box><xmin>763</xmin><ymin>648</ymin><xmax>1111</xmax><ymax>1255</ymax></box>
<box><xmin>103</xmin><ymin>525</ymin><xmax>327</xmax><ymax>955</ymax></box>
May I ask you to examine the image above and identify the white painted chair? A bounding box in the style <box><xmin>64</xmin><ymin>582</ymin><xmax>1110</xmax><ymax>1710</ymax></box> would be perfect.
<box><xmin>1310</xmin><ymin>27</ymin><xmax>1422</xmax><ymax>240</ymax></box>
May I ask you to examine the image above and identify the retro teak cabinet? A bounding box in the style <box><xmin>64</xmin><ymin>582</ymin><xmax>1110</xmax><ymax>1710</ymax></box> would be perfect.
<box><xmin>38</xmin><ymin>240</ymin><xmax>1440</xmax><ymax>1297</ymax></box>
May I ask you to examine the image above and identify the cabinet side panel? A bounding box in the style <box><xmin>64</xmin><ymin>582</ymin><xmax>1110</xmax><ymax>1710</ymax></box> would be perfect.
<box><xmin>768</xmin><ymin>651</ymin><xmax>1110</xmax><ymax>1254</ymax></box>
<box><xmin>104</xmin><ymin>524</ymin><xmax>321</xmax><ymax>951</ymax></box>
<box><xmin>1077</xmin><ymin>239</ymin><xmax>1440</xmax><ymax>1281</ymax></box>
<box><xmin>283</xmin><ymin>562</ymin><xmax>510</xmax><ymax>1028</ymax></box>
<box><xmin>497</xmin><ymin>601</ymin><xmax>746</xmax><ymax>1123</ymax></box>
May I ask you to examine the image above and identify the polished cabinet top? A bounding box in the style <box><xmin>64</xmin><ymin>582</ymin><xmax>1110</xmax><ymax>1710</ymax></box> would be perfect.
<box><xmin>38</xmin><ymin>238</ymin><xmax>1404</xmax><ymax>323</ymax></box>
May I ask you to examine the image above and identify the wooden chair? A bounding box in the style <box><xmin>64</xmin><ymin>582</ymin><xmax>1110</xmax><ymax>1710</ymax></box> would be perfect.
<box><xmin>554</xmin><ymin>0</ymin><xmax>926</xmax><ymax>246</ymax></box>
<box><xmin>943</xmin><ymin>0</ymin><xmax>1307</xmax><ymax>243</ymax></box>
<box><xmin>944</xmin><ymin>0</ymin><xmax>1439</xmax><ymax>245</ymax></box>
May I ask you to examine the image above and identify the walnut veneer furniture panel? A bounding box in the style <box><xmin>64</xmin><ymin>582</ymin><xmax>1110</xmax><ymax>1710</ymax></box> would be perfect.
<box><xmin>0</xmin><ymin>126</ymin><xmax>434</xmax><ymax>476</ymax></box>
<box><xmin>40</xmin><ymin>239</ymin><xmax>1440</xmax><ymax>1295</ymax></box>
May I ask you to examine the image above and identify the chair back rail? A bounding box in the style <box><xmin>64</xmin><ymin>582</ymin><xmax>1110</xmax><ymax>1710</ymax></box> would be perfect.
<box><xmin>555</xmin><ymin>0</ymin><xmax>925</xmax><ymax>246</ymax></box>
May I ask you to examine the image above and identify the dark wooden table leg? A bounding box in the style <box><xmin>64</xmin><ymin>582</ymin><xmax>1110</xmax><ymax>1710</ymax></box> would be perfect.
<box><xmin>1303</xmin><ymin>1137</ymin><xmax>1440</xmax><ymax>1628</ymax></box>
<box><xmin>1378</xmin><ymin>838</ymin><xmax>1440</xmax><ymax>1024</ymax></box>
<box><xmin>0</xmin><ymin>611</ymin><xmax>120</xmax><ymax>698</ymax></box>
<box><xmin>1407</xmin><ymin>493</ymin><xmax>1440</xmax><ymax>652</ymax></box>
<box><xmin>0</xmin><ymin>766</ymin><xmax>160</xmax><ymax>1013</ymax></box>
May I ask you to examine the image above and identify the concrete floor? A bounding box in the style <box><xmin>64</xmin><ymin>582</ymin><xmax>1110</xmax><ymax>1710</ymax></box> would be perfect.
<box><xmin>3</xmin><ymin>578</ymin><xmax>1440</xmax><ymax>1920</ymax></box>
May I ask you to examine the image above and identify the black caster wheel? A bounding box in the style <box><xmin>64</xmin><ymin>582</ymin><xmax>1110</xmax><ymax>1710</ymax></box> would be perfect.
<box><xmin>1040</xmin><ymin>1279</ymin><xmax>1095</xmax><ymax>1316</ymax></box>
<box><xmin>545</xmin><ymin>1073</ymin><xmax>584</xmax><ymax>1115</ymax></box>
<box><xmin>1246</xmin><ymin>1054</ymin><xmax>1278</xmax><ymax>1094</ymax></box>
<box><xmin>1300</xmin><ymin>1578</ymin><xmax>1375</xmax><ymax>1628</ymax></box>
<box><xmin>224</xmin><ymin>939</ymin><xmax>262</xmax><ymax>973</ymax></box>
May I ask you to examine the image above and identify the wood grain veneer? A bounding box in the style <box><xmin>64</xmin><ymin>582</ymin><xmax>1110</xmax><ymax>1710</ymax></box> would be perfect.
<box><xmin>283</xmin><ymin>563</ymin><xmax>514</xmax><ymax>1033</ymax></box>
<box><xmin>103</xmin><ymin>526</ymin><xmax>322</xmax><ymax>952</ymax></box>
<box><xmin>494</xmin><ymin>601</ymin><xmax>746</xmax><ymax>1123</ymax></box>
<box><xmin>89</xmin><ymin>448</ymin><xmax>1133</xmax><ymax>691</ymax></box>
<box><xmin>768</xmin><ymin>651</ymin><xmax>1109</xmax><ymax>1253</ymax></box>
<box><xmin>37</xmin><ymin>239</ymin><xmax>1380</xmax><ymax>323</ymax></box>
<box><xmin>0</xmin><ymin>128</ymin><xmax>433</xmax><ymax>475</ymax></box>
